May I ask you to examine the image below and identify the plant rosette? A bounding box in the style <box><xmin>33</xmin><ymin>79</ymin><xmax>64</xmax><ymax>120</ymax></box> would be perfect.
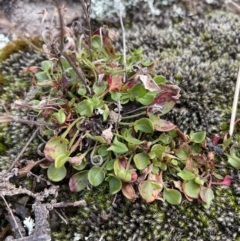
<box><xmin>14</xmin><ymin>9</ymin><xmax>236</xmax><ymax>208</ymax></box>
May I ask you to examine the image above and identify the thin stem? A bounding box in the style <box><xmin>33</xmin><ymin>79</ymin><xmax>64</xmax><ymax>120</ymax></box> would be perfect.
<box><xmin>118</xmin><ymin>121</ymin><xmax>134</xmax><ymax>126</ymax></box>
<box><xmin>61</xmin><ymin>116</ymin><xmax>83</xmax><ymax>138</ymax></box>
<box><xmin>118</xmin><ymin>0</ymin><xmax>126</xmax><ymax>82</ymax></box>
<box><xmin>121</xmin><ymin>111</ymin><xmax>146</xmax><ymax>120</ymax></box>
<box><xmin>53</xmin><ymin>0</ymin><xmax>64</xmax><ymax>53</ymax></box>
<box><xmin>7</xmin><ymin>127</ymin><xmax>40</xmax><ymax>173</ymax></box>
<box><xmin>229</xmin><ymin>66</ymin><xmax>240</xmax><ymax>136</ymax></box>
<box><xmin>1</xmin><ymin>195</ymin><xmax>24</xmax><ymax>238</ymax></box>
<box><xmin>80</xmin><ymin>0</ymin><xmax>92</xmax><ymax>60</ymax></box>
<box><xmin>122</xmin><ymin>106</ymin><xmax>148</xmax><ymax>116</ymax></box>
<box><xmin>62</xmin><ymin>52</ymin><xmax>92</xmax><ymax>95</ymax></box>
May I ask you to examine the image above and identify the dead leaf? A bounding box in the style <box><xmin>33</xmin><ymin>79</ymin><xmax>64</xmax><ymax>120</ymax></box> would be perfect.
<box><xmin>101</xmin><ymin>125</ymin><xmax>113</xmax><ymax>144</ymax></box>
<box><xmin>135</xmin><ymin>74</ymin><xmax>160</xmax><ymax>92</ymax></box>
<box><xmin>23</xmin><ymin>66</ymin><xmax>40</xmax><ymax>75</ymax></box>
<box><xmin>18</xmin><ymin>160</ymin><xmax>43</xmax><ymax>177</ymax></box>
<box><xmin>106</xmin><ymin>74</ymin><xmax>123</xmax><ymax>91</ymax></box>
<box><xmin>159</xmin><ymin>84</ymin><xmax>181</xmax><ymax>100</ymax></box>
<box><xmin>70</xmin><ymin>134</ymin><xmax>83</xmax><ymax>153</ymax></box>
<box><xmin>109</xmin><ymin>110</ymin><xmax>122</xmax><ymax>124</ymax></box>
<box><xmin>185</xmin><ymin>156</ymin><xmax>193</xmax><ymax>171</ymax></box>
<box><xmin>121</xmin><ymin>183</ymin><xmax>137</xmax><ymax>202</ymax></box>
<box><xmin>173</xmin><ymin>180</ymin><xmax>183</xmax><ymax>192</ymax></box>
<box><xmin>69</xmin><ymin>151</ymin><xmax>88</xmax><ymax>165</ymax></box>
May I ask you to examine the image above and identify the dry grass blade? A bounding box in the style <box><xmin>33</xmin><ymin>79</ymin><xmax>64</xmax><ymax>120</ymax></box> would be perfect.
<box><xmin>229</xmin><ymin>66</ymin><xmax>240</xmax><ymax>136</ymax></box>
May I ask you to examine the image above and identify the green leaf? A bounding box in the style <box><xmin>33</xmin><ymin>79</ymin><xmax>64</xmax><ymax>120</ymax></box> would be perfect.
<box><xmin>52</xmin><ymin>109</ymin><xmax>66</xmax><ymax>124</ymax></box>
<box><xmin>138</xmin><ymin>180</ymin><xmax>162</xmax><ymax>203</ymax></box>
<box><xmin>149</xmin><ymin>144</ymin><xmax>165</xmax><ymax>159</ymax></box>
<box><xmin>102</xmin><ymin>104</ymin><xmax>109</xmax><ymax>122</ymax></box>
<box><xmin>141</xmin><ymin>59</ymin><xmax>153</xmax><ymax>67</ymax></box>
<box><xmin>175</xmin><ymin>144</ymin><xmax>191</xmax><ymax>161</ymax></box>
<box><xmin>171</xmin><ymin>159</ymin><xmax>178</xmax><ymax>166</ymax></box>
<box><xmin>93</xmin><ymin>81</ymin><xmax>107</xmax><ymax>96</ymax></box>
<box><xmin>153</xmin><ymin>75</ymin><xmax>166</xmax><ymax>84</ymax></box>
<box><xmin>177</xmin><ymin>168</ymin><xmax>195</xmax><ymax>181</ymax></box>
<box><xmin>183</xmin><ymin>180</ymin><xmax>200</xmax><ymax>199</ymax></box>
<box><xmin>159</xmin><ymin>163</ymin><xmax>167</xmax><ymax>171</ymax></box>
<box><xmin>110</xmin><ymin>91</ymin><xmax>122</xmax><ymax>101</ymax></box>
<box><xmin>47</xmin><ymin>163</ymin><xmax>67</xmax><ymax>182</ymax></box>
<box><xmin>55</xmin><ymin>151</ymin><xmax>70</xmax><ymax>168</ymax></box>
<box><xmin>107</xmin><ymin>137</ymin><xmax>128</xmax><ymax>154</ymax></box>
<box><xmin>72</xmin><ymin>158</ymin><xmax>87</xmax><ymax>171</ymax></box>
<box><xmin>133</xmin><ymin>153</ymin><xmax>150</xmax><ymax>170</ymax></box>
<box><xmin>163</xmin><ymin>187</ymin><xmax>182</xmax><ymax>205</ymax></box>
<box><xmin>113</xmin><ymin>159</ymin><xmax>135</xmax><ymax>182</ymax></box>
<box><xmin>88</xmin><ymin>166</ymin><xmax>105</xmax><ymax>186</ymax></box>
<box><xmin>223</xmin><ymin>137</ymin><xmax>232</xmax><ymax>151</ymax></box>
<box><xmin>226</xmin><ymin>146</ymin><xmax>240</xmax><ymax>168</ymax></box>
<box><xmin>44</xmin><ymin>136</ymin><xmax>69</xmax><ymax>162</ymax></box>
<box><xmin>106</xmin><ymin>159</ymin><xmax>115</xmax><ymax>170</ymax></box>
<box><xmin>200</xmin><ymin>187</ymin><xmax>214</xmax><ymax>209</ymax></box>
<box><xmin>136</xmin><ymin>92</ymin><xmax>157</xmax><ymax>105</ymax></box>
<box><xmin>69</xmin><ymin>171</ymin><xmax>89</xmax><ymax>192</ymax></box>
<box><xmin>35</xmin><ymin>71</ymin><xmax>49</xmax><ymax>81</ymax></box>
<box><xmin>105</xmin><ymin>175</ymin><xmax>122</xmax><ymax>194</ymax></box>
<box><xmin>134</xmin><ymin>118</ymin><xmax>154</xmax><ymax>133</ymax></box>
<box><xmin>128</xmin><ymin>83</ymin><xmax>147</xmax><ymax>100</ymax></box>
<box><xmin>41</xmin><ymin>60</ymin><xmax>53</xmax><ymax>72</ymax></box>
<box><xmin>194</xmin><ymin>176</ymin><xmax>205</xmax><ymax>185</ymax></box>
<box><xmin>124</xmin><ymin>129</ymin><xmax>144</xmax><ymax>145</ymax></box>
<box><xmin>86</xmin><ymin>132</ymin><xmax>107</xmax><ymax>144</ymax></box>
<box><xmin>97</xmin><ymin>145</ymin><xmax>109</xmax><ymax>157</ymax></box>
<box><xmin>159</xmin><ymin>133</ymin><xmax>172</xmax><ymax>145</ymax></box>
<box><xmin>189</xmin><ymin>131</ymin><xmax>206</xmax><ymax>143</ymax></box>
<box><xmin>77</xmin><ymin>87</ymin><xmax>87</xmax><ymax>96</ymax></box>
<box><xmin>75</xmin><ymin>99</ymin><xmax>94</xmax><ymax>117</ymax></box>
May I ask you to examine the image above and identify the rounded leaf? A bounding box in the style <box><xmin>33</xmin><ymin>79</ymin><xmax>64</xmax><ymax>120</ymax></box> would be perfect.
<box><xmin>163</xmin><ymin>187</ymin><xmax>182</xmax><ymax>205</ymax></box>
<box><xmin>44</xmin><ymin>136</ymin><xmax>68</xmax><ymax>162</ymax></box>
<box><xmin>133</xmin><ymin>153</ymin><xmax>150</xmax><ymax>170</ymax></box>
<box><xmin>183</xmin><ymin>180</ymin><xmax>200</xmax><ymax>199</ymax></box>
<box><xmin>200</xmin><ymin>187</ymin><xmax>214</xmax><ymax>209</ymax></box>
<box><xmin>88</xmin><ymin>166</ymin><xmax>105</xmax><ymax>186</ymax></box>
<box><xmin>177</xmin><ymin>168</ymin><xmax>195</xmax><ymax>181</ymax></box>
<box><xmin>52</xmin><ymin>109</ymin><xmax>66</xmax><ymax>124</ymax></box>
<box><xmin>139</xmin><ymin>180</ymin><xmax>163</xmax><ymax>203</ymax></box>
<box><xmin>190</xmin><ymin>131</ymin><xmax>206</xmax><ymax>143</ymax></box>
<box><xmin>105</xmin><ymin>175</ymin><xmax>122</xmax><ymax>195</ymax></box>
<box><xmin>134</xmin><ymin>118</ymin><xmax>154</xmax><ymax>133</ymax></box>
<box><xmin>47</xmin><ymin>163</ymin><xmax>66</xmax><ymax>182</ymax></box>
<box><xmin>55</xmin><ymin>152</ymin><xmax>70</xmax><ymax>168</ymax></box>
<box><xmin>69</xmin><ymin>171</ymin><xmax>89</xmax><ymax>192</ymax></box>
<box><xmin>121</xmin><ymin>183</ymin><xmax>137</xmax><ymax>202</ymax></box>
<box><xmin>107</xmin><ymin>137</ymin><xmax>128</xmax><ymax>154</ymax></box>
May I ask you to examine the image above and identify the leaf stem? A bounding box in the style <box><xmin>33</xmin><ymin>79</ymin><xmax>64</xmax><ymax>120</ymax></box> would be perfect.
<box><xmin>121</xmin><ymin>111</ymin><xmax>146</xmax><ymax>120</ymax></box>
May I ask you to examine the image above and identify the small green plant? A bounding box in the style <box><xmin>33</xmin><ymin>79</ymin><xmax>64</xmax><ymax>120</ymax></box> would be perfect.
<box><xmin>14</xmin><ymin>5</ymin><xmax>236</xmax><ymax>208</ymax></box>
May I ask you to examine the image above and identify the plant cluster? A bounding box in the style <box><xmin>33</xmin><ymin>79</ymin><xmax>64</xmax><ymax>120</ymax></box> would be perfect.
<box><xmin>14</xmin><ymin>6</ymin><xmax>238</xmax><ymax>208</ymax></box>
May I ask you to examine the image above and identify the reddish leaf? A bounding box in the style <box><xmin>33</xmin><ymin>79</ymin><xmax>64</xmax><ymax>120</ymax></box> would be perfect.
<box><xmin>212</xmin><ymin>136</ymin><xmax>221</xmax><ymax>144</ymax></box>
<box><xmin>149</xmin><ymin>113</ymin><xmax>176</xmax><ymax>132</ymax></box>
<box><xmin>106</xmin><ymin>74</ymin><xmax>123</xmax><ymax>91</ymax></box>
<box><xmin>147</xmin><ymin>90</ymin><xmax>176</xmax><ymax>116</ymax></box>
<box><xmin>212</xmin><ymin>175</ymin><xmax>232</xmax><ymax>186</ymax></box>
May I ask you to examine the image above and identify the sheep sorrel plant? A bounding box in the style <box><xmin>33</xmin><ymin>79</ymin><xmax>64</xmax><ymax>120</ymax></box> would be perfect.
<box><xmin>19</xmin><ymin>5</ymin><xmax>235</xmax><ymax>208</ymax></box>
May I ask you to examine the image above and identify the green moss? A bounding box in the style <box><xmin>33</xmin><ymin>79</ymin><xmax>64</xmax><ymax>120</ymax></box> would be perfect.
<box><xmin>0</xmin><ymin>37</ymin><xmax>42</xmax><ymax>62</ymax></box>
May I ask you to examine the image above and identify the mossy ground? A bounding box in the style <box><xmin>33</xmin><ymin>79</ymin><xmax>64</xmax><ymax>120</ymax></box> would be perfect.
<box><xmin>1</xmin><ymin>9</ymin><xmax>240</xmax><ymax>241</ymax></box>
